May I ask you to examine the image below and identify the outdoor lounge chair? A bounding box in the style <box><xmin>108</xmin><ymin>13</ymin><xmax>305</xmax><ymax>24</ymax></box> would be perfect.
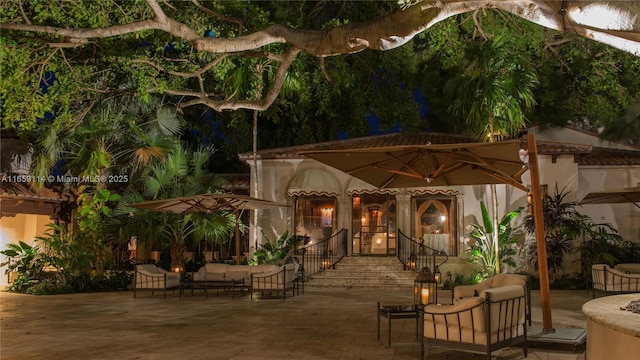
<box><xmin>453</xmin><ymin>273</ymin><xmax>531</xmax><ymax>326</ymax></box>
<box><xmin>592</xmin><ymin>264</ymin><xmax>640</xmax><ymax>297</ymax></box>
<box><xmin>421</xmin><ymin>284</ymin><xmax>528</xmax><ymax>360</ymax></box>
<box><xmin>134</xmin><ymin>264</ymin><xmax>181</xmax><ymax>298</ymax></box>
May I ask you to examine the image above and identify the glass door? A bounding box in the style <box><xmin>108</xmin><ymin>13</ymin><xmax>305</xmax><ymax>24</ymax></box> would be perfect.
<box><xmin>352</xmin><ymin>194</ymin><xmax>396</xmax><ymax>255</ymax></box>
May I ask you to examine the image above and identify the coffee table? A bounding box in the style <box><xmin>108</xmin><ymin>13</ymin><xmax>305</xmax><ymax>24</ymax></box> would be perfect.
<box><xmin>180</xmin><ymin>278</ymin><xmax>245</xmax><ymax>299</ymax></box>
<box><xmin>377</xmin><ymin>302</ymin><xmax>419</xmax><ymax>347</ymax></box>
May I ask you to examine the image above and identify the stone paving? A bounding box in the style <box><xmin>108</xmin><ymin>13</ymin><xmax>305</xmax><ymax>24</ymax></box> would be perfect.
<box><xmin>0</xmin><ymin>287</ymin><xmax>590</xmax><ymax>360</ymax></box>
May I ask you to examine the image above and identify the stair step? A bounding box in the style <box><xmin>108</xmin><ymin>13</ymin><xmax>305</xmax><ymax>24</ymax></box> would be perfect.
<box><xmin>305</xmin><ymin>256</ymin><xmax>417</xmax><ymax>289</ymax></box>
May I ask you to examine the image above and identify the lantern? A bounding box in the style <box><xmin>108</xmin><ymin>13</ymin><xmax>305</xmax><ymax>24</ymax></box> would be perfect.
<box><xmin>414</xmin><ymin>267</ymin><xmax>438</xmax><ymax>306</ymax></box>
<box><xmin>434</xmin><ymin>265</ymin><xmax>442</xmax><ymax>284</ymax></box>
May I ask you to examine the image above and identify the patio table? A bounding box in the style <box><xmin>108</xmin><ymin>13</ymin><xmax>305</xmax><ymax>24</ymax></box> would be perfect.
<box><xmin>180</xmin><ymin>278</ymin><xmax>245</xmax><ymax>299</ymax></box>
<box><xmin>377</xmin><ymin>302</ymin><xmax>419</xmax><ymax>347</ymax></box>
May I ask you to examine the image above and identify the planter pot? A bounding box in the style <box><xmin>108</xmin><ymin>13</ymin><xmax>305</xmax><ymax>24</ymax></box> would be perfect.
<box><xmin>150</xmin><ymin>251</ymin><xmax>160</xmax><ymax>262</ymax></box>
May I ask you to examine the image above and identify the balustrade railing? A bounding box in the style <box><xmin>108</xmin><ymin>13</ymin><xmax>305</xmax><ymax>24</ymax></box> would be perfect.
<box><xmin>295</xmin><ymin>228</ymin><xmax>348</xmax><ymax>282</ymax></box>
<box><xmin>397</xmin><ymin>229</ymin><xmax>448</xmax><ymax>276</ymax></box>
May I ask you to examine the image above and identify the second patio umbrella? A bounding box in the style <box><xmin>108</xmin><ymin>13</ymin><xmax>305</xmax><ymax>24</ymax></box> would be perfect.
<box><xmin>580</xmin><ymin>186</ymin><xmax>640</xmax><ymax>209</ymax></box>
<box><xmin>129</xmin><ymin>194</ymin><xmax>288</xmax><ymax>265</ymax></box>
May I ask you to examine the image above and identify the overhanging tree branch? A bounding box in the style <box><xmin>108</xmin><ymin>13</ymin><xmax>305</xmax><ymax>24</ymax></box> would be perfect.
<box><xmin>174</xmin><ymin>47</ymin><xmax>301</xmax><ymax>111</ymax></box>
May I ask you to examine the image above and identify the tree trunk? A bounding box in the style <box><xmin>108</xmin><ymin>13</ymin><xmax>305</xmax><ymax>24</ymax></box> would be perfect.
<box><xmin>252</xmin><ymin>109</ymin><xmax>259</xmax><ymax>260</ymax></box>
<box><xmin>488</xmin><ymin>119</ymin><xmax>500</xmax><ymax>274</ymax></box>
<box><xmin>170</xmin><ymin>243</ymin><xmax>184</xmax><ymax>270</ymax></box>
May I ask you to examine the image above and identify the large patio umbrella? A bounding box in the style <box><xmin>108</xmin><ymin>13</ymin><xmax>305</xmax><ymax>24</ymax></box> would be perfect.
<box><xmin>301</xmin><ymin>133</ymin><xmax>553</xmax><ymax>331</ymax></box>
<box><xmin>580</xmin><ymin>186</ymin><xmax>640</xmax><ymax>209</ymax></box>
<box><xmin>129</xmin><ymin>194</ymin><xmax>288</xmax><ymax>265</ymax></box>
<box><xmin>298</xmin><ymin>140</ymin><xmax>529</xmax><ymax>191</ymax></box>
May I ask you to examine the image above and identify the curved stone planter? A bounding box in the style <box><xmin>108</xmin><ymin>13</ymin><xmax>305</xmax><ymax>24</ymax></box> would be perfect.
<box><xmin>582</xmin><ymin>293</ymin><xmax>640</xmax><ymax>360</ymax></box>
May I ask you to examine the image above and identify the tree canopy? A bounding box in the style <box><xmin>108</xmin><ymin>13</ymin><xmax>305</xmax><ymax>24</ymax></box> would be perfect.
<box><xmin>1</xmin><ymin>0</ymin><xmax>639</xmax><ymax>165</ymax></box>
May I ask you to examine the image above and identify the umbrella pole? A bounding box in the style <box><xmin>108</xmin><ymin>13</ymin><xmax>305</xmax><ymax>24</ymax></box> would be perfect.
<box><xmin>235</xmin><ymin>209</ymin><xmax>241</xmax><ymax>265</ymax></box>
<box><xmin>528</xmin><ymin>133</ymin><xmax>553</xmax><ymax>331</ymax></box>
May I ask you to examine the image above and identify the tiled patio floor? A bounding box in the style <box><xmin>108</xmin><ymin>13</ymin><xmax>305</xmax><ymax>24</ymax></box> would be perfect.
<box><xmin>0</xmin><ymin>287</ymin><xmax>591</xmax><ymax>360</ymax></box>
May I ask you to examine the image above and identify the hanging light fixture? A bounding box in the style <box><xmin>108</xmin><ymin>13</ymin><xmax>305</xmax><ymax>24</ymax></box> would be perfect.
<box><xmin>414</xmin><ymin>267</ymin><xmax>438</xmax><ymax>306</ymax></box>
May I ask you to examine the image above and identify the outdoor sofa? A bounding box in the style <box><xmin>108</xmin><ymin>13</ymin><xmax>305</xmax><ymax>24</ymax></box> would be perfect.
<box><xmin>134</xmin><ymin>264</ymin><xmax>181</xmax><ymax>298</ymax></box>
<box><xmin>592</xmin><ymin>264</ymin><xmax>640</xmax><ymax>297</ymax></box>
<box><xmin>193</xmin><ymin>262</ymin><xmax>276</xmax><ymax>285</ymax></box>
<box><xmin>421</xmin><ymin>284</ymin><xmax>528</xmax><ymax>360</ymax></box>
<box><xmin>192</xmin><ymin>262</ymin><xmax>300</xmax><ymax>299</ymax></box>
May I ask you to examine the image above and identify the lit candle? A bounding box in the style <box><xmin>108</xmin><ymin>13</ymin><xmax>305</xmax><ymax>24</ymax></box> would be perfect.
<box><xmin>421</xmin><ymin>288</ymin><xmax>430</xmax><ymax>305</ymax></box>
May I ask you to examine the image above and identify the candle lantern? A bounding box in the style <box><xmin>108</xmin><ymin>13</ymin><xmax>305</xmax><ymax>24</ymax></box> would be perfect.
<box><xmin>434</xmin><ymin>265</ymin><xmax>442</xmax><ymax>284</ymax></box>
<box><xmin>414</xmin><ymin>266</ymin><xmax>438</xmax><ymax>306</ymax></box>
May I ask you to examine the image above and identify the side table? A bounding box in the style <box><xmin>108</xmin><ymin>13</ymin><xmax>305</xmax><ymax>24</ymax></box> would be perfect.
<box><xmin>377</xmin><ymin>302</ymin><xmax>419</xmax><ymax>347</ymax></box>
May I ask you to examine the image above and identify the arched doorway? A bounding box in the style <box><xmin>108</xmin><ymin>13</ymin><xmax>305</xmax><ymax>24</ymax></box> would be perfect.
<box><xmin>352</xmin><ymin>193</ymin><xmax>396</xmax><ymax>256</ymax></box>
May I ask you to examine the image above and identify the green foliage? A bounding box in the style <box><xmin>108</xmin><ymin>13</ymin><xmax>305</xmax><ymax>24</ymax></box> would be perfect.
<box><xmin>442</xmin><ymin>271</ymin><xmax>480</xmax><ymax>289</ymax></box>
<box><xmin>444</xmin><ymin>34</ymin><xmax>538</xmax><ymax>140</ymax></box>
<box><xmin>578</xmin><ymin>221</ymin><xmax>640</xmax><ymax>282</ymax></box>
<box><xmin>0</xmin><ymin>241</ymin><xmax>47</xmax><ymax>292</ymax></box>
<box><xmin>3</xmin><ymin>1</ymin><xmax>639</xmax><ymax>169</ymax></box>
<box><xmin>250</xmin><ymin>231</ymin><xmax>305</xmax><ymax>266</ymax></box>
<box><xmin>468</xmin><ymin>201</ymin><xmax>523</xmax><ymax>278</ymax></box>
<box><xmin>0</xmin><ymin>223</ymin><xmax>133</xmax><ymax>294</ymax></box>
<box><xmin>114</xmin><ymin>142</ymin><xmax>234</xmax><ymax>267</ymax></box>
<box><xmin>523</xmin><ymin>185</ymin><xmax>585</xmax><ymax>282</ymax></box>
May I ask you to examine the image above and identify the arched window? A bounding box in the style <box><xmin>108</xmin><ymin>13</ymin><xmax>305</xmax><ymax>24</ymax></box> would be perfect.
<box><xmin>413</xmin><ymin>197</ymin><xmax>457</xmax><ymax>256</ymax></box>
<box><xmin>294</xmin><ymin>196</ymin><xmax>336</xmax><ymax>245</ymax></box>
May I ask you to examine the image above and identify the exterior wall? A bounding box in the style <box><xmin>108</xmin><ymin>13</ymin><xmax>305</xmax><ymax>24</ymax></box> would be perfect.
<box><xmin>248</xmin><ymin>132</ymin><xmax>640</xmax><ymax>281</ymax></box>
<box><xmin>0</xmin><ymin>214</ymin><xmax>52</xmax><ymax>286</ymax></box>
<box><xmin>250</xmin><ymin>156</ymin><xmax>534</xmax><ymax>277</ymax></box>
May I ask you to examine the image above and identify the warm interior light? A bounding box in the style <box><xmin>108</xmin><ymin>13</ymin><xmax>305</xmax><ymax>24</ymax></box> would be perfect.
<box><xmin>320</xmin><ymin>207</ymin><xmax>333</xmax><ymax>227</ymax></box>
<box><xmin>440</xmin><ymin>215</ymin><xmax>446</xmax><ymax>222</ymax></box>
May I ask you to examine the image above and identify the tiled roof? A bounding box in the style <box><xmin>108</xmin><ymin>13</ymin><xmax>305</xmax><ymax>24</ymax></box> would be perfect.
<box><xmin>533</xmin><ymin>141</ymin><xmax>592</xmax><ymax>155</ymax></box>
<box><xmin>238</xmin><ymin>132</ymin><xmax>479</xmax><ymax>160</ymax></box>
<box><xmin>0</xmin><ymin>181</ymin><xmax>73</xmax><ymax>202</ymax></box>
<box><xmin>219</xmin><ymin>173</ymin><xmax>250</xmax><ymax>194</ymax></box>
<box><xmin>577</xmin><ymin>147</ymin><xmax>640</xmax><ymax>166</ymax></box>
<box><xmin>239</xmin><ymin>132</ymin><xmax>640</xmax><ymax>167</ymax></box>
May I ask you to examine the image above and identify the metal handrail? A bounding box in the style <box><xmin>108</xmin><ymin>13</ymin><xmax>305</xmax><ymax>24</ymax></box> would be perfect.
<box><xmin>295</xmin><ymin>228</ymin><xmax>348</xmax><ymax>281</ymax></box>
<box><xmin>397</xmin><ymin>229</ymin><xmax>448</xmax><ymax>274</ymax></box>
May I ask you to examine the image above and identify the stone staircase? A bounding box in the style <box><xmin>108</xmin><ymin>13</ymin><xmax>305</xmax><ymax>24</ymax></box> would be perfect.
<box><xmin>305</xmin><ymin>256</ymin><xmax>416</xmax><ymax>290</ymax></box>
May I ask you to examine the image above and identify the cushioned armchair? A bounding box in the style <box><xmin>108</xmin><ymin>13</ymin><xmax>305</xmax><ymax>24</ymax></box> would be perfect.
<box><xmin>250</xmin><ymin>262</ymin><xmax>299</xmax><ymax>299</ymax></box>
<box><xmin>134</xmin><ymin>264</ymin><xmax>181</xmax><ymax>298</ymax></box>
<box><xmin>453</xmin><ymin>273</ymin><xmax>531</xmax><ymax>326</ymax></box>
<box><xmin>592</xmin><ymin>264</ymin><xmax>640</xmax><ymax>298</ymax></box>
<box><xmin>421</xmin><ymin>285</ymin><xmax>528</xmax><ymax>360</ymax></box>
